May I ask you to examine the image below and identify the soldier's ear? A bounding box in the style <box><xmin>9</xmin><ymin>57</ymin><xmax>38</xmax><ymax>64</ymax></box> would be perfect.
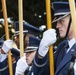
<box><xmin>12</xmin><ymin>56</ymin><xmax>16</xmax><ymax>63</ymax></box>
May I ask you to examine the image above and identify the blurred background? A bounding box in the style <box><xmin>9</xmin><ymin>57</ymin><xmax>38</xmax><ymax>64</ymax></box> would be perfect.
<box><xmin>0</xmin><ymin>0</ymin><xmax>72</xmax><ymax>47</ymax></box>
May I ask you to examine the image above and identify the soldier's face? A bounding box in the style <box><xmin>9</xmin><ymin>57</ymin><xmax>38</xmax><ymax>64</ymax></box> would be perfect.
<box><xmin>14</xmin><ymin>34</ymin><xmax>33</xmax><ymax>50</ymax></box>
<box><xmin>14</xmin><ymin>35</ymin><xmax>20</xmax><ymax>49</ymax></box>
<box><xmin>24</xmin><ymin>34</ymin><xmax>33</xmax><ymax>51</ymax></box>
<box><xmin>26</xmin><ymin>51</ymin><xmax>36</xmax><ymax>65</ymax></box>
<box><xmin>56</xmin><ymin>15</ymin><xmax>74</xmax><ymax>40</ymax></box>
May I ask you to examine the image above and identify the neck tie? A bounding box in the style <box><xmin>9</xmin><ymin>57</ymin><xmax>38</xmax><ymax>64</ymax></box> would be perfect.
<box><xmin>64</xmin><ymin>41</ymin><xmax>69</xmax><ymax>53</ymax></box>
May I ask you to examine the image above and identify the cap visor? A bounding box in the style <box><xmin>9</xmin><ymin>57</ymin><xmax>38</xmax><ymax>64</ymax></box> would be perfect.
<box><xmin>52</xmin><ymin>13</ymin><xmax>70</xmax><ymax>23</ymax></box>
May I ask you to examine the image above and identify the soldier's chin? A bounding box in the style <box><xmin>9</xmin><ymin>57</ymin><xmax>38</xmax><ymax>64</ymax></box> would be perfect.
<box><xmin>29</xmin><ymin>63</ymin><xmax>32</xmax><ymax>66</ymax></box>
<box><xmin>60</xmin><ymin>34</ymin><xmax>65</xmax><ymax>38</ymax></box>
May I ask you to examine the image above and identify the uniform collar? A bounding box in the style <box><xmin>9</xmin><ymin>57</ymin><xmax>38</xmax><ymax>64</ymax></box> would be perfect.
<box><xmin>68</xmin><ymin>38</ymin><xmax>75</xmax><ymax>49</ymax></box>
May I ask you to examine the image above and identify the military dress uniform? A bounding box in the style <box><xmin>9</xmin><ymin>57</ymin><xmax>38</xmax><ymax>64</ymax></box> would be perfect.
<box><xmin>0</xmin><ymin>21</ymin><xmax>42</xmax><ymax>75</ymax></box>
<box><xmin>27</xmin><ymin>2</ymin><xmax>76</xmax><ymax>75</ymax></box>
<box><xmin>68</xmin><ymin>49</ymin><xmax>76</xmax><ymax>75</ymax></box>
<box><xmin>27</xmin><ymin>39</ymin><xmax>76</xmax><ymax>75</ymax></box>
<box><xmin>0</xmin><ymin>48</ymin><xmax>20</xmax><ymax>75</ymax></box>
<box><xmin>15</xmin><ymin>36</ymin><xmax>41</xmax><ymax>75</ymax></box>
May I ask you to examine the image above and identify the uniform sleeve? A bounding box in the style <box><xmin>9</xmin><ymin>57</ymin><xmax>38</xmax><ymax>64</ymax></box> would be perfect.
<box><xmin>0</xmin><ymin>57</ymin><xmax>8</xmax><ymax>73</ymax></box>
<box><xmin>34</xmin><ymin>50</ymin><xmax>48</xmax><ymax>68</ymax></box>
<box><xmin>27</xmin><ymin>50</ymin><xmax>50</xmax><ymax>75</ymax></box>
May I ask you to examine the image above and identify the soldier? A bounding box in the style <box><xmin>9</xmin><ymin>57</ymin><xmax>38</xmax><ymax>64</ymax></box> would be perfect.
<box><xmin>0</xmin><ymin>21</ymin><xmax>42</xmax><ymax>75</ymax></box>
<box><xmin>14</xmin><ymin>21</ymin><xmax>42</xmax><ymax>75</ymax></box>
<box><xmin>13</xmin><ymin>21</ymin><xmax>42</xmax><ymax>50</ymax></box>
<box><xmin>26</xmin><ymin>2</ymin><xmax>76</xmax><ymax>75</ymax></box>
<box><xmin>15</xmin><ymin>36</ymin><xmax>40</xmax><ymax>75</ymax></box>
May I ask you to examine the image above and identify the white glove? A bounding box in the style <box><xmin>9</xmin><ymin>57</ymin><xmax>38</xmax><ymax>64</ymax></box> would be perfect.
<box><xmin>15</xmin><ymin>56</ymin><xmax>28</xmax><ymax>75</ymax></box>
<box><xmin>74</xmin><ymin>59</ymin><xmax>76</xmax><ymax>75</ymax></box>
<box><xmin>2</xmin><ymin>40</ymin><xmax>13</xmax><ymax>53</ymax></box>
<box><xmin>38</xmin><ymin>29</ymin><xmax>57</xmax><ymax>57</ymax></box>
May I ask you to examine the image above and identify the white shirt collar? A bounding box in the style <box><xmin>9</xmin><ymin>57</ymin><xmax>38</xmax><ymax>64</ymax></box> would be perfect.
<box><xmin>68</xmin><ymin>38</ymin><xmax>75</xmax><ymax>49</ymax></box>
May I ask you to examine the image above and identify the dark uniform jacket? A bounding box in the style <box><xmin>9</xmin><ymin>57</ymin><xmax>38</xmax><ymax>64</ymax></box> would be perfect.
<box><xmin>27</xmin><ymin>40</ymin><xmax>76</xmax><ymax>75</ymax></box>
<box><xmin>0</xmin><ymin>48</ymin><xmax>20</xmax><ymax>75</ymax></box>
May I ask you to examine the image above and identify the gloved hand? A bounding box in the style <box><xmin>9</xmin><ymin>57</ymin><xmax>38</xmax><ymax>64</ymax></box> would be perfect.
<box><xmin>38</xmin><ymin>29</ymin><xmax>57</xmax><ymax>57</ymax></box>
<box><xmin>2</xmin><ymin>40</ymin><xmax>13</xmax><ymax>53</ymax></box>
<box><xmin>15</xmin><ymin>56</ymin><xmax>28</xmax><ymax>75</ymax></box>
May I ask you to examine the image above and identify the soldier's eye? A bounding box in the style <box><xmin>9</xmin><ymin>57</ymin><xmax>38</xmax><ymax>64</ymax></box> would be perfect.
<box><xmin>59</xmin><ymin>20</ymin><xmax>64</xmax><ymax>24</ymax></box>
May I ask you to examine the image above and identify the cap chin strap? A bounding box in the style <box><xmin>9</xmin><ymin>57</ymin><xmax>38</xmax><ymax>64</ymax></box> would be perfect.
<box><xmin>65</xmin><ymin>16</ymin><xmax>71</xmax><ymax>39</ymax></box>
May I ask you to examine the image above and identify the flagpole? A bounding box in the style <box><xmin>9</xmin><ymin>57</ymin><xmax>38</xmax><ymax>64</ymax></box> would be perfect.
<box><xmin>45</xmin><ymin>0</ymin><xmax>54</xmax><ymax>75</ymax></box>
<box><xmin>68</xmin><ymin>0</ymin><xmax>76</xmax><ymax>41</ymax></box>
<box><xmin>2</xmin><ymin>0</ymin><xmax>13</xmax><ymax>75</ymax></box>
<box><xmin>18</xmin><ymin>0</ymin><xmax>24</xmax><ymax>58</ymax></box>
<box><xmin>18</xmin><ymin>1</ymin><xmax>24</xmax><ymax>74</ymax></box>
